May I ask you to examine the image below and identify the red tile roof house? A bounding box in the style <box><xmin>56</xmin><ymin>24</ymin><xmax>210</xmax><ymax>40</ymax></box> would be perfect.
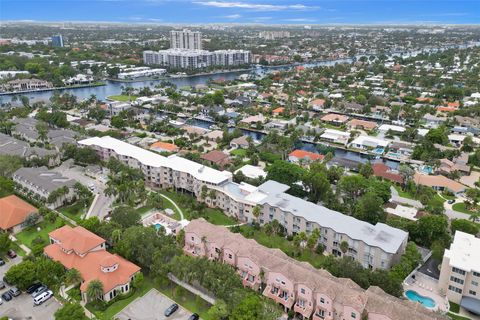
<box><xmin>288</xmin><ymin>150</ymin><xmax>324</xmax><ymax>165</ymax></box>
<box><xmin>184</xmin><ymin>219</ymin><xmax>446</xmax><ymax>320</ymax></box>
<box><xmin>413</xmin><ymin>173</ymin><xmax>466</xmax><ymax>195</ymax></box>
<box><xmin>44</xmin><ymin>225</ymin><xmax>140</xmax><ymax>302</ymax></box>
<box><xmin>309</xmin><ymin>99</ymin><xmax>326</xmax><ymax>111</ymax></box>
<box><xmin>0</xmin><ymin>195</ymin><xmax>38</xmax><ymax>234</ymax></box>
<box><xmin>320</xmin><ymin>113</ymin><xmax>349</xmax><ymax>126</ymax></box>
<box><xmin>201</xmin><ymin>150</ymin><xmax>231</xmax><ymax>169</ymax></box>
<box><xmin>372</xmin><ymin>163</ymin><xmax>403</xmax><ymax>185</ymax></box>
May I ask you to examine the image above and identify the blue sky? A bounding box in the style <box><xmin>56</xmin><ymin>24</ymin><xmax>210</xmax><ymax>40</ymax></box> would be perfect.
<box><xmin>1</xmin><ymin>0</ymin><xmax>479</xmax><ymax>24</ymax></box>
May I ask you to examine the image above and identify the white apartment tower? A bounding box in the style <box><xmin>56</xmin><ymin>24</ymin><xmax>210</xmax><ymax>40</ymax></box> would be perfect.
<box><xmin>170</xmin><ymin>29</ymin><xmax>202</xmax><ymax>50</ymax></box>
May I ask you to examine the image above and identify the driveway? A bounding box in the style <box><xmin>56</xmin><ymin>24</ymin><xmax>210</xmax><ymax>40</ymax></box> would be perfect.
<box><xmin>0</xmin><ymin>256</ymin><xmax>61</xmax><ymax>319</ymax></box>
<box><xmin>116</xmin><ymin>289</ymin><xmax>193</xmax><ymax>320</ymax></box>
<box><xmin>58</xmin><ymin>159</ymin><xmax>113</xmax><ymax>219</ymax></box>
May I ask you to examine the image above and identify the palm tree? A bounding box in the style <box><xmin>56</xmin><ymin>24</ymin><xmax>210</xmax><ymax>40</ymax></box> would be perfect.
<box><xmin>111</xmin><ymin>229</ymin><xmax>122</xmax><ymax>245</ymax></box>
<box><xmin>469</xmin><ymin>212</ymin><xmax>479</xmax><ymax>223</ymax></box>
<box><xmin>65</xmin><ymin>268</ymin><xmax>82</xmax><ymax>285</ymax></box>
<box><xmin>252</xmin><ymin>205</ymin><xmax>262</xmax><ymax>220</ymax></box>
<box><xmin>86</xmin><ymin>279</ymin><xmax>104</xmax><ymax>301</ymax></box>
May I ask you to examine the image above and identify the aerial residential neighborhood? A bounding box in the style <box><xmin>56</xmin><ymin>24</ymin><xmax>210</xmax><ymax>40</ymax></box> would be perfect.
<box><xmin>1</xmin><ymin>1</ymin><xmax>480</xmax><ymax>320</ymax></box>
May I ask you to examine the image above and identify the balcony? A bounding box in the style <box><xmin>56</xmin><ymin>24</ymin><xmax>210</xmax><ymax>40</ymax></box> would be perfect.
<box><xmin>294</xmin><ymin>301</ymin><xmax>313</xmax><ymax>319</ymax></box>
<box><xmin>262</xmin><ymin>286</ymin><xmax>294</xmax><ymax>309</ymax></box>
<box><xmin>313</xmin><ymin>308</ymin><xmax>331</xmax><ymax>320</ymax></box>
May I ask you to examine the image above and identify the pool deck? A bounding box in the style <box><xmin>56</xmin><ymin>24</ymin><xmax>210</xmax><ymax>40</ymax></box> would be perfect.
<box><xmin>403</xmin><ymin>271</ymin><xmax>449</xmax><ymax>313</ymax></box>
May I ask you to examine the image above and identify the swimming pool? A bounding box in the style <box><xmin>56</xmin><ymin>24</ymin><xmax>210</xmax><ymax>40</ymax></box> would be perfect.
<box><xmin>405</xmin><ymin>290</ymin><xmax>436</xmax><ymax>309</ymax></box>
<box><xmin>154</xmin><ymin>223</ymin><xmax>162</xmax><ymax>231</ymax></box>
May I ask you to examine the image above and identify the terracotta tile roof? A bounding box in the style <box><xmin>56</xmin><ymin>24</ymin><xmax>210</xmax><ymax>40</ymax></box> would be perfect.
<box><xmin>44</xmin><ymin>225</ymin><xmax>140</xmax><ymax>294</ymax></box>
<box><xmin>289</xmin><ymin>150</ymin><xmax>324</xmax><ymax>161</ymax></box>
<box><xmin>0</xmin><ymin>195</ymin><xmax>37</xmax><ymax>230</ymax></box>
<box><xmin>372</xmin><ymin>163</ymin><xmax>403</xmax><ymax>184</ymax></box>
<box><xmin>321</xmin><ymin>113</ymin><xmax>349</xmax><ymax>123</ymax></box>
<box><xmin>309</xmin><ymin>99</ymin><xmax>325</xmax><ymax>106</ymax></box>
<box><xmin>150</xmin><ymin>141</ymin><xmax>179</xmax><ymax>152</ymax></box>
<box><xmin>347</xmin><ymin>119</ymin><xmax>378</xmax><ymax>131</ymax></box>
<box><xmin>201</xmin><ymin>150</ymin><xmax>230</xmax><ymax>165</ymax></box>
<box><xmin>272</xmin><ymin>107</ymin><xmax>284</xmax><ymax>114</ymax></box>
<box><xmin>413</xmin><ymin>172</ymin><xmax>466</xmax><ymax>193</ymax></box>
<box><xmin>49</xmin><ymin>225</ymin><xmax>105</xmax><ymax>255</ymax></box>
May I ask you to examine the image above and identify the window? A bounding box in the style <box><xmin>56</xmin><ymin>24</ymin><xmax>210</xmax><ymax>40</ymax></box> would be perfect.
<box><xmin>472</xmin><ymin>281</ymin><xmax>479</xmax><ymax>287</ymax></box>
<box><xmin>474</xmin><ymin>271</ymin><xmax>480</xmax><ymax>277</ymax></box>
<box><xmin>300</xmin><ymin>288</ymin><xmax>305</xmax><ymax>294</ymax></box>
<box><xmin>450</xmin><ymin>276</ymin><xmax>465</xmax><ymax>285</ymax></box>
<box><xmin>449</xmin><ymin>285</ymin><xmax>462</xmax><ymax>294</ymax></box>
<box><xmin>452</xmin><ymin>267</ymin><xmax>466</xmax><ymax>276</ymax></box>
<box><xmin>320</xmin><ymin>298</ymin><xmax>325</xmax><ymax>303</ymax></box>
<box><xmin>191</xmin><ymin>237</ymin><xmax>194</xmax><ymax>241</ymax></box>
<box><xmin>351</xmin><ymin>312</ymin><xmax>356</xmax><ymax>319</ymax></box>
<box><xmin>228</xmin><ymin>254</ymin><xmax>232</xmax><ymax>259</ymax></box>
<box><xmin>469</xmin><ymin>290</ymin><xmax>477</xmax><ymax>296</ymax></box>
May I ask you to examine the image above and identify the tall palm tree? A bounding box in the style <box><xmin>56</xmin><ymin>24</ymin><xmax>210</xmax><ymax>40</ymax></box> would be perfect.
<box><xmin>86</xmin><ymin>279</ymin><xmax>104</xmax><ymax>301</ymax></box>
<box><xmin>111</xmin><ymin>229</ymin><xmax>122</xmax><ymax>245</ymax></box>
<box><xmin>65</xmin><ymin>268</ymin><xmax>82</xmax><ymax>285</ymax></box>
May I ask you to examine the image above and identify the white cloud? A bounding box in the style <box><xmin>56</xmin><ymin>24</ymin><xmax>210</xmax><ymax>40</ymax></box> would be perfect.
<box><xmin>283</xmin><ymin>18</ymin><xmax>316</xmax><ymax>22</ymax></box>
<box><xmin>224</xmin><ymin>14</ymin><xmax>242</xmax><ymax>18</ymax></box>
<box><xmin>194</xmin><ymin>1</ymin><xmax>314</xmax><ymax>11</ymax></box>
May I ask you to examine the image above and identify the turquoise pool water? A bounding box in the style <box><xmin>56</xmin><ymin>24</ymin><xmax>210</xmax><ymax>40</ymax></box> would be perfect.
<box><xmin>405</xmin><ymin>290</ymin><xmax>436</xmax><ymax>308</ymax></box>
<box><xmin>155</xmin><ymin>223</ymin><xmax>162</xmax><ymax>231</ymax></box>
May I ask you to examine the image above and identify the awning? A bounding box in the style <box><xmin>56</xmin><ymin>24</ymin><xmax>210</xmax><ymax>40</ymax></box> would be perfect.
<box><xmin>460</xmin><ymin>296</ymin><xmax>480</xmax><ymax>315</ymax></box>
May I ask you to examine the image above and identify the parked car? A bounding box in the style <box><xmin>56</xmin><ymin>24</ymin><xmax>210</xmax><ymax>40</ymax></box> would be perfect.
<box><xmin>33</xmin><ymin>290</ymin><xmax>53</xmax><ymax>306</ymax></box>
<box><xmin>188</xmin><ymin>313</ymin><xmax>200</xmax><ymax>320</ymax></box>
<box><xmin>0</xmin><ymin>281</ymin><xmax>5</xmax><ymax>290</ymax></box>
<box><xmin>164</xmin><ymin>303</ymin><xmax>179</xmax><ymax>317</ymax></box>
<box><xmin>1</xmin><ymin>292</ymin><xmax>12</xmax><ymax>301</ymax></box>
<box><xmin>447</xmin><ymin>199</ymin><xmax>455</xmax><ymax>204</ymax></box>
<box><xmin>0</xmin><ymin>258</ymin><xmax>5</xmax><ymax>266</ymax></box>
<box><xmin>31</xmin><ymin>285</ymin><xmax>48</xmax><ymax>298</ymax></box>
<box><xmin>7</xmin><ymin>250</ymin><xmax>17</xmax><ymax>259</ymax></box>
<box><xmin>0</xmin><ymin>297</ymin><xmax>2</xmax><ymax>305</ymax></box>
<box><xmin>9</xmin><ymin>287</ymin><xmax>21</xmax><ymax>297</ymax></box>
<box><xmin>26</xmin><ymin>283</ymin><xmax>43</xmax><ymax>294</ymax></box>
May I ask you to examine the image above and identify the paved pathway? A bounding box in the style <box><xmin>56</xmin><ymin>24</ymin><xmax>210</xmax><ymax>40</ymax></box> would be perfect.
<box><xmin>390</xmin><ymin>186</ymin><xmax>424</xmax><ymax>209</ymax></box>
<box><xmin>158</xmin><ymin>193</ymin><xmax>185</xmax><ymax>220</ymax></box>
<box><xmin>55</xmin><ymin>209</ymin><xmax>78</xmax><ymax>226</ymax></box>
<box><xmin>9</xmin><ymin>235</ymin><xmax>31</xmax><ymax>255</ymax></box>
<box><xmin>168</xmin><ymin>273</ymin><xmax>216</xmax><ymax>305</ymax></box>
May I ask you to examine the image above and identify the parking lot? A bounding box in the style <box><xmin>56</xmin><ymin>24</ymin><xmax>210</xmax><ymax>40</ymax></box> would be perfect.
<box><xmin>0</xmin><ymin>256</ymin><xmax>61</xmax><ymax>319</ymax></box>
<box><xmin>116</xmin><ymin>289</ymin><xmax>193</xmax><ymax>320</ymax></box>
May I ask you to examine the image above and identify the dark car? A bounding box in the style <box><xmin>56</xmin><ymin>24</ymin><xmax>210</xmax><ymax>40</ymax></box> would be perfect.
<box><xmin>0</xmin><ymin>258</ymin><xmax>5</xmax><ymax>266</ymax></box>
<box><xmin>0</xmin><ymin>281</ymin><xmax>5</xmax><ymax>290</ymax></box>
<box><xmin>447</xmin><ymin>199</ymin><xmax>455</xmax><ymax>204</ymax></box>
<box><xmin>7</xmin><ymin>250</ymin><xmax>17</xmax><ymax>259</ymax></box>
<box><xmin>164</xmin><ymin>303</ymin><xmax>179</xmax><ymax>317</ymax></box>
<box><xmin>9</xmin><ymin>287</ymin><xmax>21</xmax><ymax>297</ymax></box>
<box><xmin>31</xmin><ymin>285</ymin><xmax>48</xmax><ymax>298</ymax></box>
<box><xmin>26</xmin><ymin>283</ymin><xmax>43</xmax><ymax>294</ymax></box>
<box><xmin>188</xmin><ymin>313</ymin><xmax>200</xmax><ymax>320</ymax></box>
<box><xmin>1</xmin><ymin>292</ymin><xmax>12</xmax><ymax>301</ymax></box>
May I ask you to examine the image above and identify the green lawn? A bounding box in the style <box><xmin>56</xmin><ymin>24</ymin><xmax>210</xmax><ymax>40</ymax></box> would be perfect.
<box><xmin>452</xmin><ymin>202</ymin><xmax>478</xmax><ymax>215</ymax></box>
<box><xmin>59</xmin><ymin>201</ymin><xmax>90</xmax><ymax>223</ymax></box>
<box><xmin>16</xmin><ymin>217</ymin><xmax>65</xmax><ymax>249</ymax></box>
<box><xmin>137</xmin><ymin>205</ymin><xmax>154</xmax><ymax>216</ymax></box>
<box><xmin>107</xmin><ymin>95</ymin><xmax>138</xmax><ymax>102</ymax></box>
<box><xmin>230</xmin><ymin>149</ymin><xmax>247</xmax><ymax>157</ymax></box>
<box><xmin>156</xmin><ymin>278</ymin><xmax>212</xmax><ymax>320</ymax></box>
<box><xmin>86</xmin><ymin>279</ymin><xmax>154</xmax><ymax>320</ymax></box>
<box><xmin>238</xmin><ymin>225</ymin><xmax>326</xmax><ymax>268</ymax></box>
<box><xmin>203</xmin><ymin>208</ymin><xmax>237</xmax><ymax>226</ymax></box>
<box><xmin>441</xmin><ymin>192</ymin><xmax>456</xmax><ymax>201</ymax></box>
<box><xmin>447</xmin><ymin>312</ymin><xmax>471</xmax><ymax>320</ymax></box>
<box><xmin>393</xmin><ymin>186</ymin><xmax>416</xmax><ymax>200</ymax></box>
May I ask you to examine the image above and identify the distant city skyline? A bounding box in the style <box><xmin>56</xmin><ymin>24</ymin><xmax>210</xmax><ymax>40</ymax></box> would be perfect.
<box><xmin>2</xmin><ymin>0</ymin><xmax>480</xmax><ymax>25</ymax></box>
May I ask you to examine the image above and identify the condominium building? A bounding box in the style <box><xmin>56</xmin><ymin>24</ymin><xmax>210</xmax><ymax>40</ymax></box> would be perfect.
<box><xmin>184</xmin><ymin>219</ymin><xmax>445</xmax><ymax>320</ymax></box>
<box><xmin>78</xmin><ymin>136</ymin><xmax>408</xmax><ymax>270</ymax></box>
<box><xmin>438</xmin><ymin>231</ymin><xmax>480</xmax><ymax>315</ymax></box>
<box><xmin>12</xmin><ymin>166</ymin><xmax>76</xmax><ymax>208</ymax></box>
<box><xmin>51</xmin><ymin>35</ymin><xmax>64</xmax><ymax>47</ymax></box>
<box><xmin>170</xmin><ymin>29</ymin><xmax>202</xmax><ymax>50</ymax></box>
<box><xmin>143</xmin><ymin>49</ymin><xmax>250</xmax><ymax>69</ymax></box>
